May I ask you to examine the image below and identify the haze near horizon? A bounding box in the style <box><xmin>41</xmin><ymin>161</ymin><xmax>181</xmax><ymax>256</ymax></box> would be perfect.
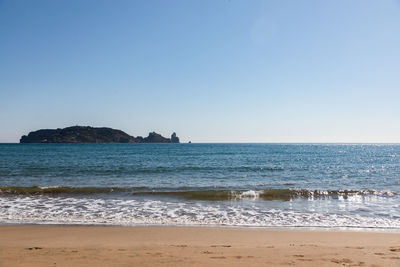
<box><xmin>1</xmin><ymin>0</ymin><xmax>400</xmax><ymax>143</ymax></box>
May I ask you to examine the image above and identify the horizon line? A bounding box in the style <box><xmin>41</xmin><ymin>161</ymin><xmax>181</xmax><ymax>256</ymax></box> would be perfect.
<box><xmin>1</xmin><ymin>142</ymin><xmax>400</xmax><ymax>145</ymax></box>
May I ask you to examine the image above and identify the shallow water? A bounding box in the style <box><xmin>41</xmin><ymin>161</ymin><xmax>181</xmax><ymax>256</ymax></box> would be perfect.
<box><xmin>0</xmin><ymin>143</ymin><xmax>399</xmax><ymax>229</ymax></box>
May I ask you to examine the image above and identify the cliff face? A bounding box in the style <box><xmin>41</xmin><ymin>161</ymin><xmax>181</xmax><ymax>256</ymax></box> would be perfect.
<box><xmin>20</xmin><ymin>126</ymin><xmax>180</xmax><ymax>143</ymax></box>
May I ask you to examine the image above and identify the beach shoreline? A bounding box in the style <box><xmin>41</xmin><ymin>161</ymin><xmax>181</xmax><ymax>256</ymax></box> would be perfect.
<box><xmin>1</xmin><ymin>222</ymin><xmax>400</xmax><ymax>233</ymax></box>
<box><xmin>0</xmin><ymin>225</ymin><xmax>399</xmax><ymax>266</ymax></box>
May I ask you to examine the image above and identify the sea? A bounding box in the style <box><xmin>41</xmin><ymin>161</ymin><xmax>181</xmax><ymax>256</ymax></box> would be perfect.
<box><xmin>0</xmin><ymin>143</ymin><xmax>399</xmax><ymax>231</ymax></box>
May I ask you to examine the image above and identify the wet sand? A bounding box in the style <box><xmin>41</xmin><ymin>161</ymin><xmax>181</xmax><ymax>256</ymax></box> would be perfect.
<box><xmin>0</xmin><ymin>226</ymin><xmax>399</xmax><ymax>266</ymax></box>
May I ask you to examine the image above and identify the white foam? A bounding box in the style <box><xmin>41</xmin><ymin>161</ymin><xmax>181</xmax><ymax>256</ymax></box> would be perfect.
<box><xmin>0</xmin><ymin>196</ymin><xmax>399</xmax><ymax>229</ymax></box>
<box><xmin>238</xmin><ymin>190</ymin><xmax>259</xmax><ymax>199</ymax></box>
<box><xmin>38</xmin><ymin>186</ymin><xmax>61</xmax><ymax>189</ymax></box>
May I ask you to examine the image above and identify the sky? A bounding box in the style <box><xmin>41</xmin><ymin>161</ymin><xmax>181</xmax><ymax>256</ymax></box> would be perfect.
<box><xmin>1</xmin><ymin>0</ymin><xmax>400</xmax><ymax>143</ymax></box>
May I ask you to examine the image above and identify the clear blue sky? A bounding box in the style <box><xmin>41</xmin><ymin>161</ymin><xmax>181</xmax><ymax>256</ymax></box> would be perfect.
<box><xmin>1</xmin><ymin>0</ymin><xmax>400</xmax><ymax>143</ymax></box>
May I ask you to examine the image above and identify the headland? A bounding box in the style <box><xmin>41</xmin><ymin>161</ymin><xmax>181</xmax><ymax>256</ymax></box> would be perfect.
<box><xmin>19</xmin><ymin>126</ymin><xmax>180</xmax><ymax>143</ymax></box>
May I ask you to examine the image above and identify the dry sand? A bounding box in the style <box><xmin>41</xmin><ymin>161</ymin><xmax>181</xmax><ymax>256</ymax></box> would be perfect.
<box><xmin>0</xmin><ymin>226</ymin><xmax>399</xmax><ymax>266</ymax></box>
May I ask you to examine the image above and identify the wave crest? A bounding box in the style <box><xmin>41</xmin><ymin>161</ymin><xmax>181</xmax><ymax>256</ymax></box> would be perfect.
<box><xmin>0</xmin><ymin>186</ymin><xmax>396</xmax><ymax>201</ymax></box>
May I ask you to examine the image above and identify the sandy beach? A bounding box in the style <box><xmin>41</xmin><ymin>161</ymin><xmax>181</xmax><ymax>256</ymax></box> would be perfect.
<box><xmin>0</xmin><ymin>226</ymin><xmax>399</xmax><ymax>266</ymax></box>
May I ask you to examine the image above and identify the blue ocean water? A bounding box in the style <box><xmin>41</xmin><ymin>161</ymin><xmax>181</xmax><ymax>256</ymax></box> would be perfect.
<box><xmin>0</xmin><ymin>143</ymin><xmax>399</xmax><ymax>229</ymax></box>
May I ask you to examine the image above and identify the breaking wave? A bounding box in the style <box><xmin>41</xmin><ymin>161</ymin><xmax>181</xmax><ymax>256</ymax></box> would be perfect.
<box><xmin>0</xmin><ymin>186</ymin><xmax>396</xmax><ymax>201</ymax></box>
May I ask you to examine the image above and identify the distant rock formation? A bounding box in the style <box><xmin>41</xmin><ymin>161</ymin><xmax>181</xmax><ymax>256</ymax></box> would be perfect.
<box><xmin>20</xmin><ymin>126</ymin><xmax>180</xmax><ymax>143</ymax></box>
<box><xmin>144</xmin><ymin>132</ymin><xmax>171</xmax><ymax>143</ymax></box>
<box><xmin>170</xmin><ymin>132</ymin><xmax>180</xmax><ymax>143</ymax></box>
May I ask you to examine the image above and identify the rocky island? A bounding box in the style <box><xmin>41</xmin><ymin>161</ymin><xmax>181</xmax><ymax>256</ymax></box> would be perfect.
<box><xmin>20</xmin><ymin>126</ymin><xmax>180</xmax><ymax>143</ymax></box>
